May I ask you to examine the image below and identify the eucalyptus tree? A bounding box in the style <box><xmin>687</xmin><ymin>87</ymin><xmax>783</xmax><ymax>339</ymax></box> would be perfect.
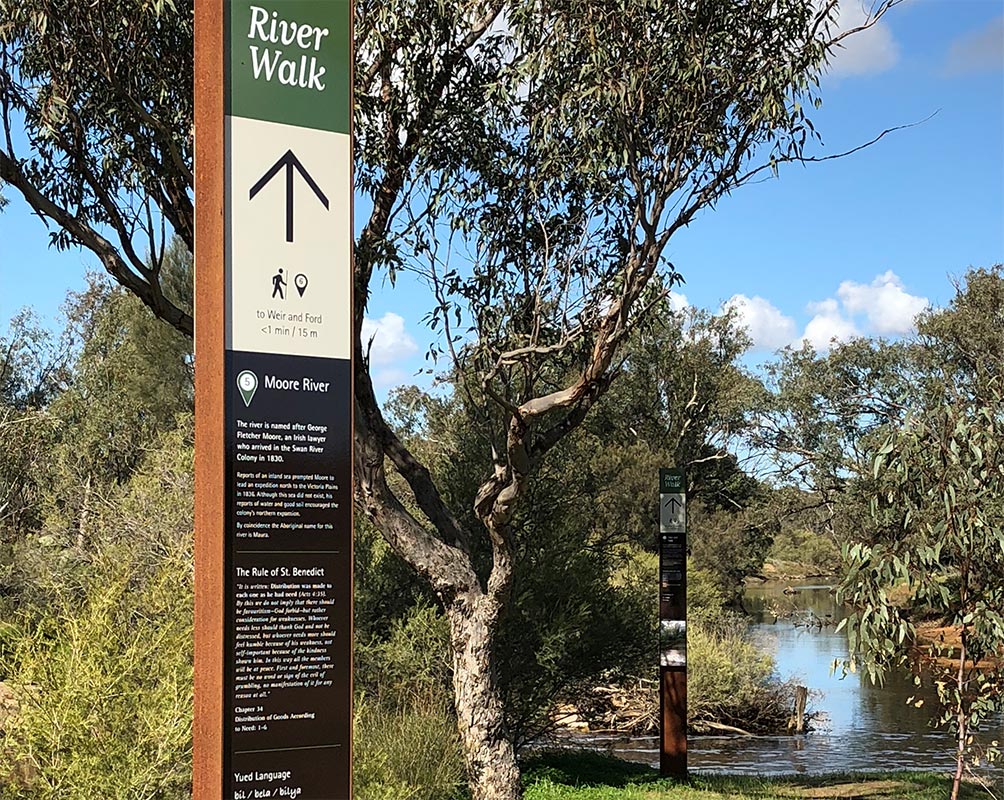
<box><xmin>914</xmin><ymin>265</ymin><xmax>1004</xmax><ymax>391</ymax></box>
<box><xmin>836</xmin><ymin>268</ymin><xmax>1004</xmax><ymax>800</ymax></box>
<box><xmin>571</xmin><ymin>303</ymin><xmax>773</xmax><ymax>602</ymax></box>
<box><xmin>0</xmin><ymin>0</ymin><xmax>194</xmax><ymax>333</ymax></box>
<box><xmin>354</xmin><ymin>6</ymin><xmax>906</xmax><ymax>794</ymax></box>
<box><xmin>752</xmin><ymin>337</ymin><xmax>919</xmax><ymax>544</ymax></box>
<box><xmin>376</xmin><ymin>301</ymin><xmax>764</xmax><ymax>746</ymax></box>
<box><xmin>1</xmin><ymin>1</ymin><xmax>903</xmax><ymax>796</ymax></box>
<box><xmin>754</xmin><ymin>268</ymin><xmax>1004</xmax><ymax>544</ymax></box>
<box><xmin>0</xmin><ymin>311</ymin><xmax>67</xmax><ymax>536</ymax></box>
<box><xmin>840</xmin><ymin>377</ymin><xmax>1004</xmax><ymax>800</ymax></box>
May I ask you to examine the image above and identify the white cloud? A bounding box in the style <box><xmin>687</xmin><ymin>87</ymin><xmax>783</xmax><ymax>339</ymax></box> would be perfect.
<box><xmin>718</xmin><ymin>272</ymin><xmax>925</xmax><ymax>355</ymax></box>
<box><xmin>945</xmin><ymin>15</ymin><xmax>1004</xmax><ymax>76</ymax></box>
<box><xmin>836</xmin><ymin>270</ymin><xmax>928</xmax><ymax>335</ymax></box>
<box><xmin>825</xmin><ymin>1</ymin><xmax>900</xmax><ymax>77</ymax></box>
<box><xmin>723</xmin><ymin>294</ymin><xmax>798</xmax><ymax>351</ymax></box>
<box><xmin>668</xmin><ymin>291</ymin><xmax>689</xmax><ymax>312</ymax></box>
<box><xmin>372</xmin><ymin>367</ymin><xmax>410</xmax><ymax>390</ymax></box>
<box><xmin>361</xmin><ymin>312</ymin><xmax>419</xmax><ymax>366</ymax></box>
<box><xmin>801</xmin><ymin>298</ymin><xmax>859</xmax><ymax>351</ymax></box>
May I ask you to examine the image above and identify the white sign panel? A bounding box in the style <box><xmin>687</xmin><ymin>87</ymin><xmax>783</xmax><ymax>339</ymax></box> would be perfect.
<box><xmin>225</xmin><ymin>115</ymin><xmax>351</xmax><ymax>360</ymax></box>
<box><xmin>660</xmin><ymin>492</ymin><xmax>686</xmax><ymax>534</ymax></box>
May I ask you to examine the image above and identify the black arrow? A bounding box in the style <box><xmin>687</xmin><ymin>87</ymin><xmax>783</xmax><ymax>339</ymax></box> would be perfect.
<box><xmin>249</xmin><ymin>149</ymin><xmax>329</xmax><ymax>243</ymax></box>
<box><xmin>664</xmin><ymin>497</ymin><xmax>683</xmax><ymax>514</ymax></box>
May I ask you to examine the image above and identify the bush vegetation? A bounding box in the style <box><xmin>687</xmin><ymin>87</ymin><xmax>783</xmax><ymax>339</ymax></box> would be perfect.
<box><xmin>687</xmin><ymin>607</ymin><xmax>796</xmax><ymax>734</ymax></box>
<box><xmin>0</xmin><ymin>424</ymin><xmax>194</xmax><ymax>800</ymax></box>
<box><xmin>0</xmin><ymin>276</ymin><xmax>801</xmax><ymax>798</ymax></box>
<box><xmin>766</xmin><ymin>526</ymin><xmax>841</xmax><ymax>576</ymax></box>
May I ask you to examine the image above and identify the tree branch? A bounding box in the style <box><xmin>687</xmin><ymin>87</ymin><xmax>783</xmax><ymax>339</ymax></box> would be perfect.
<box><xmin>0</xmin><ymin>149</ymin><xmax>192</xmax><ymax>336</ymax></box>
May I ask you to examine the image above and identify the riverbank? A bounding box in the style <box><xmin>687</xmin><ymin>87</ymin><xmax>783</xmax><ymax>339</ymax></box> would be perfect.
<box><xmin>523</xmin><ymin>752</ymin><xmax>988</xmax><ymax>799</ymax></box>
<box><xmin>915</xmin><ymin>621</ymin><xmax>1004</xmax><ymax>671</ymax></box>
<box><xmin>756</xmin><ymin>562</ymin><xmax>837</xmax><ymax>583</ymax></box>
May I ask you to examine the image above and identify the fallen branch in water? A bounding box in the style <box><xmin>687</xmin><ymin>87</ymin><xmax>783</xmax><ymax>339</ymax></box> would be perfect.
<box><xmin>693</xmin><ymin>721</ymin><xmax>754</xmax><ymax>736</ymax></box>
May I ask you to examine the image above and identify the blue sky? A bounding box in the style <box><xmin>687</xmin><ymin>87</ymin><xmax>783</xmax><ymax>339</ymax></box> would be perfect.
<box><xmin>2</xmin><ymin>0</ymin><xmax>1002</xmax><ymax>394</ymax></box>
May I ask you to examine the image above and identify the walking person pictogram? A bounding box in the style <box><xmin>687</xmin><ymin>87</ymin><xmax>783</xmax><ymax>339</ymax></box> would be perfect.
<box><xmin>271</xmin><ymin>268</ymin><xmax>287</xmax><ymax>299</ymax></box>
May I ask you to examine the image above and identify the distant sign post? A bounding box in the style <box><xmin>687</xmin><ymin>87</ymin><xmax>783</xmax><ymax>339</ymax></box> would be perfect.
<box><xmin>194</xmin><ymin>2</ymin><xmax>353</xmax><ymax>799</ymax></box>
<box><xmin>659</xmin><ymin>468</ymin><xmax>687</xmax><ymax>778</ymax></box>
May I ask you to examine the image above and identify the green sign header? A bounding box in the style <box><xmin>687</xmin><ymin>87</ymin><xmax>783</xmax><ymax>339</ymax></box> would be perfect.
<box><xmin>659</xmin><ymin>468</ymin><xmax>686</xmax><ymax>494</ymax></box>
<box><xmin>228</xmin><ymin>0</ymin><xmax>351</xmax><ymax>134</ymax></box>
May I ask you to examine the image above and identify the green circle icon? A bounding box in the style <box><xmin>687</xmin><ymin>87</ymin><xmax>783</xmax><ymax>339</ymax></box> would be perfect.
<box><xmin>237</xmin><ymin>370</ymin><xmax>258</xmax><ymax>406</ymax></box>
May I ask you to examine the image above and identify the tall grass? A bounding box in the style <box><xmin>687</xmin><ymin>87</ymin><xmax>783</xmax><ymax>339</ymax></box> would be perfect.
<box><xmin>354</xmin><ymin>690</ymin><xmax>466</xmax><ymax>800</ymax></box>
<box><xmin>354</xmin><ymin>602</ymin><xmax>466</xmax><ymax>799</ymax></box>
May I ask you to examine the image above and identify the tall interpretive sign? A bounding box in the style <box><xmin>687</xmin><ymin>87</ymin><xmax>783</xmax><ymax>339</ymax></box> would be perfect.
<box><xmin>658</xmin><ymin>468</ymin><xmax>687</xmax><ymax>778</ymax></box>
<box><xmin>195</xmin><ymin>2</ymin><xmax>353</xmax><ymax>799</ymax></box>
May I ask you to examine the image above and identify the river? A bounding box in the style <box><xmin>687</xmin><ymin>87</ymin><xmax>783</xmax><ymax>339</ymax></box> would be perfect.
<box><xmin>591</xmin><ymin>583</ymin><xmax>1002</xmax><ymax>776</ymax></box>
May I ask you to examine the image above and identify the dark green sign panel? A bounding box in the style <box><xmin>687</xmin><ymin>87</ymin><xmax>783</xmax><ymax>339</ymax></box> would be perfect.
<box><xmin>228</xmin><ymin>0</ymin><xmax>351</xmax><ymax>133</ymax></box>
<box><xmin>660</xmin><ymin>468</ymin><xmax>685</xmax><ymax>494</ymax></box>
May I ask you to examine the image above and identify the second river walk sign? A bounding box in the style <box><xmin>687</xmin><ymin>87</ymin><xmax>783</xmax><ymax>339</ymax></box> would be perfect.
<box><xmin>195</xmin><ymin>2</ymin><xmax>353</xmax><ymax>799</ymax></box>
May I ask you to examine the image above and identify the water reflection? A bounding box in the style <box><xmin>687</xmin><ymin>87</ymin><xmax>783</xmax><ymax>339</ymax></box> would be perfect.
<box><xmin>599</xmin><ymin>584</ymin><xmax>1001</xmax><ymax>775</ymax></box>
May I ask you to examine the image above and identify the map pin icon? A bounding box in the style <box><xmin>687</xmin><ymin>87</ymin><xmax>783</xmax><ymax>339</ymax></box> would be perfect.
<box><xmin>294</xmin><ymin>273</ymin><xmax>308</xmax><ymax>297</ymax></box>
<box><xmin>237</xmin><ymin>370</ymin><xmax>258</xmax><ymax>407</ymax></box>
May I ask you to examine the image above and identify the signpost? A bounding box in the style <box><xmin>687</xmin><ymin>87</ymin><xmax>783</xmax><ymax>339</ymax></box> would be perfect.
<box><xmin>659</xmin><ymin>468</ymin><xmax>687</xmax><ymax>778</ymax></box>
<box><xmin>195</xmin><ymin>2</ymin><xmax>353</xmax><ymax>798</ymax></box>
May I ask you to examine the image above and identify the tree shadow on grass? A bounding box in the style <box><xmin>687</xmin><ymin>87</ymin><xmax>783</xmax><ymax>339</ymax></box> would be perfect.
<box><xmin>521</xmin><ymin>750</ymin><xmax>663</xmax><ymax>789</ymax></box>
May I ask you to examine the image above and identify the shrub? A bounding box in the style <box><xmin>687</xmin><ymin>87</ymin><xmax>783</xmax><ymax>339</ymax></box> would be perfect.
<box><xmin>0</xmin><ymin>423</ymin><xmax>194</xmax><ymax>800</ymax></box>
<box><xmin>688</xmin><ymin>609</ymin><xmax>796</xmax><ymax>733</ymax></box>
<box><xmin>573</xmin><ymin>557</ymin><xmax>796</xmax><ymax>735</ymax></box>
<box><xmin>0</xmin><ymin>543</ymin><xmax>192</xmax><ymax>800</ymax></box>
<box><xmin>355</xmin><ymin>601</ymin><xmax>453</xmax><ymax>705</ymax></box>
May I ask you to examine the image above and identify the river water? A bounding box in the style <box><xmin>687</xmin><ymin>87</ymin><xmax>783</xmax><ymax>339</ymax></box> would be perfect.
<box><xmin>592</xmin><ymin>583</ymin><xmax>1002</xmax><ymax>776</ymax></box>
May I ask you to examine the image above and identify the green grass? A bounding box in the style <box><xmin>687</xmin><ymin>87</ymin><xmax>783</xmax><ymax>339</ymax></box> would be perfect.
<box><xmin>522</xmin><ymin>751</ymin><xmax>991</xmax><ymax>800</ymax></box>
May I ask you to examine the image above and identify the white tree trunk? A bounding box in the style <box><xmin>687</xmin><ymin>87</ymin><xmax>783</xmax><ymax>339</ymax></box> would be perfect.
<box><xmin>447</xmin><ymin>589</ymin><xmax>522</xmax><ymax>800</ymax></box>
